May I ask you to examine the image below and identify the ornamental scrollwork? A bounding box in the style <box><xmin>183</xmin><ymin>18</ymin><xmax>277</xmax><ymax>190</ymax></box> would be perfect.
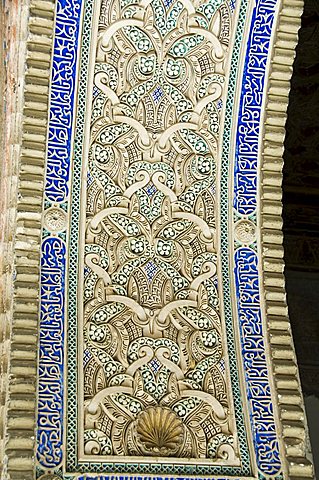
<box><xmin>82</xmin><ymin>0</ymin><xmax>238</xmax><ymax>463</ymax></box>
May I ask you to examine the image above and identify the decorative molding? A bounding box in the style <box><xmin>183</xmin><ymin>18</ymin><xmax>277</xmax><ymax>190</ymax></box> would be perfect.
<box><xmin>0</xmin><ymin>1</ymin><xmax>16</xmax><ymax>474</ymax></box>
<box><xmin>261</xmin><ymin>0</ymin><xmax>314</xmax><ymax>477</ymax></box>
<box><xmin>1</xmin><ymin>0</ymin><xmax>55</xmax><ymax>478</ymax></box>
<box><xmin>77</xmin><ymin>0</ymin><xmax>242</xmax><ymax>471</ymax></box>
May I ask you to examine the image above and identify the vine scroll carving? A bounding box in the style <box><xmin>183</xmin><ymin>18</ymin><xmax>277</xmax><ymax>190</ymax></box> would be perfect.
<box><xmin>82</xmin><ymin>0</ymin><xmax>238</xmax><ymax>463</ymax></box>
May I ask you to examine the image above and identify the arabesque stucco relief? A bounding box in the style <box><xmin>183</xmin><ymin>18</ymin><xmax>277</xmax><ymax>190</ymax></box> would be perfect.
<box><xmin>82</xmin><ymin>0</ymin><xmax>237</xmax><ymax>462</ymax></box>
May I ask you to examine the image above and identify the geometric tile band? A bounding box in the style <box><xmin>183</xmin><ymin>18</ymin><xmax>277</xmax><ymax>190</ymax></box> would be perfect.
<box><xmin>38</xmin><ymin>1</ymin><xmax>82</xmax><ymax>472</ymax></box>
<box><xmin>68</xmin><ymin>0</ymin><xmax>251</xmax><ymax>475</ymax></box>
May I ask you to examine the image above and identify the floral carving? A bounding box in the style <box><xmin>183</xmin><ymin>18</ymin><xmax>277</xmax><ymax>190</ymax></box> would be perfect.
<box><xmin>82</xmin><ymin>0</ymin><xmax>239</xmax><ymax>464</ymax></box>
<box><xmin>44</xmin><ymin>207</ymin><xmax>67</xmax><ymax>233</ymax></box>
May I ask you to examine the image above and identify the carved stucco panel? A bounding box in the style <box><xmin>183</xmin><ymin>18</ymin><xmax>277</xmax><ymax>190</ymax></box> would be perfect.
<box><xmin>81</xmin><ymin>0</ymin><xmax>238</xmax><ymax>464</ymax></box>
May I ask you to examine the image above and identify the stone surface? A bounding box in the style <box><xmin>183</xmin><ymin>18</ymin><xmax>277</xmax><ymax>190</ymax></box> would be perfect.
<box><xmin>0</xmin><ymin>0</ymin><xmax>21</xmax><ymax>473</ymax></box>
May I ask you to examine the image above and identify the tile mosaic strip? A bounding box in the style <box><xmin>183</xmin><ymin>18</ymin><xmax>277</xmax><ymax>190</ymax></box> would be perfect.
<box><xmin>232</xmin><ymin>0</ymin><xmax>281</xmax><ymax>475</ymax></box>
<box><xmin>234</xmin><ymin>0</ymin><xmax>275</xmax><ymax>215</ymax></box>
<box><xmin>45</xmin><ymin>0</ymin><xmax>82</xmax><ymax>202</ymax></box>
<box><xmin>37</xmin><ymin>0</ymin><xmax>82</xmax><ymax>470</ymax></box>
<box><xmin>65</xmin><ymin>0</ymin><xmax>251</xmax><ymax>476</ymax></box>
<box><xmin>234</xmin><ymin>248</ymin><xmax>281</xmax><ymax>475</ymax></box>
<box><xmin>59</xmin><ymin>477</ymin><xmax>257</xmax><ymax>480</ymax></box>
<box><xmin>38</xmin><ymin>238</ymin><xmax>66</xmax><ymax>468</ymax></box>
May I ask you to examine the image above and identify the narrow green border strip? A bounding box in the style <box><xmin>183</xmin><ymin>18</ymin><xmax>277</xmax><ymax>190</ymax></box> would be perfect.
<box><xmin>66</xmin><ymin>0</ymin><xmax>252</xmax><ymax>476</ymax></box>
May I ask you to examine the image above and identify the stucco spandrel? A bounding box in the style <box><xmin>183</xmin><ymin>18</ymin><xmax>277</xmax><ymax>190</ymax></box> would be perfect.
<box><xmin>81</xmin><ymin>0</ymin><xmax>240</xmax><ymax>464</ymax></box>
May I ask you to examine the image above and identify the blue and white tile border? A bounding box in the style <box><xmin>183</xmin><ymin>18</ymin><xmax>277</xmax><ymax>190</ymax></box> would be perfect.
<box><xmin>260</xmin><ymin>2</ymin><xmax>314</xmax><ymax>476</ymax></box>
<box><xmin>3</xmin><ymin>0</ymin><xmax>314</xmax><ymax>478</ymax></box>
<box><xmin>37</xmin><ymin>1</ymin><xmax>82</xmax><ymax>470</ymax></box>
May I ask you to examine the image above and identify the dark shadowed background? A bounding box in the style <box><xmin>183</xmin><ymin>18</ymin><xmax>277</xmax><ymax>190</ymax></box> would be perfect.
<box><xmin>283</xmin><ymin>0</ymin><xmax>319</xmax><ymax>473</ymax></box>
